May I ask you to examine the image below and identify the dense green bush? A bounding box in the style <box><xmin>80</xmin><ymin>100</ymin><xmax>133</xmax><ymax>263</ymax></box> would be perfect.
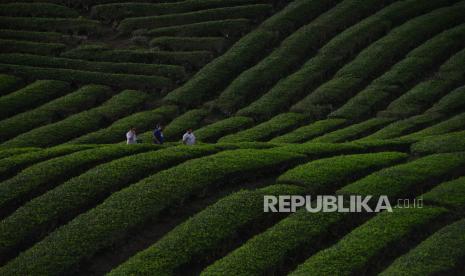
<box><xmin>0</xmin><ymin>148</ymin><xmax>305</xmax><ymax>275</ymax></box>
<box><xmin>402</xmin><ymin>112</ymin><xmax>465</xmax><ymax>140</ymax></box>
<box><xmin>381</xmin><ymin>218</ymin><xmax>465</xmax><ymax>275</ymax></box>
<box><xmin>0</xmin><ymin>85</ymin><xmax>113</xmax><ymax>142</ymax></box>
<box><xmin>110</xmin><ymin>184</ymin><xmax>303</xmax><ymax>275</ymax></box>
<box><xmin>238</xmin><ymin>0</ymin><xmax>451</xmax><ymax>120</ymax></box>
<box><xmin>218</xmin><ymin>113</ymin><xmax>310</xmax><ymax>143</ymax></box>
<box><xmin>277</xmin><ymin>152</ymin><xmax>408</xmax><ymax>193</ymax></box>
<box><xmin>0</xmin><ymin>80</ymin><xmax>70</xmax><ymax>120</ymax></box>
<box><xmin>195</xmin><ymin>116</ymin><xmax>254</xmax><ymax>142</ymax></box>
<box><xmin>0</xmin><ymin>39</ymin><xmax>65</xmax><ymax>55</ymax></box>
<box><xmin>338</xmin><ymin>152</ymin><xmax>465</xmax><ymax>198</ymax></box>
<box><xmin>91</xmin><ymin>0</ymin><xmax>259</xmax><ymax>21</ymax></box>
<box><xmin>0</xmin><ymin>74</ymin><xmax>23</xmax><ymax>96</ymax></box>
<box><xmin>0</xmin><ymin>29</ymin><xmax>67</xmax><ymax>43</ymax></box>
<box><xmin>150</xmin><ymin>36</ymin><xmax>228</xmax><ymax>52</ymax></box>
<box><xmin>162</xmin><ymin>108</ymin><xmax>209</xmax><ymax>140</ymax></box>
<box><xmin>289</xmin><ymin>207</ymin><xmax>447</xmax><ymax>275</ymax></box>
<box><xmin>0</xmin><ymin>16</ymin><xmax>100</xmax><ymax>34</ymax></box>
<box><xmin>421</xmin><ymin>176</ymin><xmax>465</xmax><ymax>210</ymax></box>
<box><xmin>2</xmin><ymin>90</ymin><xmax>150</xmax><ymax>147</ymax></box>
<box><xmin>69</xmin><ymin>105</ymin><xmax>179</xmax><ymax>144</ymax></box>
<box><xmin>145</xmin><ymin>18</ymin><xmax>251</xmax><ymax>37</ymax></box>
<box><xmin>0</xmin><ymin>3</ymin><xmax>79</xmax><ymax>18</ymax></box>
<box><xmin>0</xmin><ymin>53</ymin><xmax>186</xmax><ymax>80</ymax></box>
<box><xmin>0</xmin><ymin>147</ymin><xmax>40</xmax><ymax>160</ymax></box>
<box><xmin>0</xmin><ymin>145</ymin><xmax>217</xmax><ymax>263</ymax></box>
<box><xmin>118</xmin><ymin>4</ymin><xmax>271</xmax><ymax>33</ymax></box>
<box><xmin>270</xmin><ymin>119</ymin><xmax>347</xmax><ymax>143</ymax></box>
<box><xmin>410</xmin><ymin>130</ymin><xmax>465</xmax><ymax>154</ymax></box>
<box><xmin>426</xmin><ymin>85</ymin><xmax>465</xmax><ymax>115</ymax></box>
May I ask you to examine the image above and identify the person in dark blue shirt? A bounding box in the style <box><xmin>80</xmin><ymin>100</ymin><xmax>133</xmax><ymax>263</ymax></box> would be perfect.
<box><xmin>153</xmin><ymin>124</ymin><xmax>164</xmax><ymax>144</ymax></box>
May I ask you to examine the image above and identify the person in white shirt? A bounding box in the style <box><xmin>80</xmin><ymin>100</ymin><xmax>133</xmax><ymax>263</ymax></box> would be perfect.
<box><xmin>182</xmin><ymin>128</ymin><xmax>196</xmax><ymax>145</ymax></box>
<box><xmin>126</xmin><ymin>127</ymin><xmax>137</xmax><ymax>144</ymax></box>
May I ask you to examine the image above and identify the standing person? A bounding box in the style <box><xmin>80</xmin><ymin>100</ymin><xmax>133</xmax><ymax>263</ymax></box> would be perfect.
<box><xmin>126</xmin><ymin>127</ymin><xmax>137</xmax><ymax>144</ymax></box>
<box><xmin>153</xmin><ymin>124</ymin><xmax>164</xmax><ymax>144</ymax></box>
<box><xmin>182</xmin><ymin>128</ymin><xmax>196</xmax><ymax>145</ymax></box>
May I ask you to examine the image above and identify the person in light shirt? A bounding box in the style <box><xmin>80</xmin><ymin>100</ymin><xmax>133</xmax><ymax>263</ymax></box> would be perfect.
<box><xmin>126</xmin><ymin>127</ymin><xmax>137</xmax><ymax>144</ymax></box>
<box><xmin>182</xmin><ymin>128</ymin><xmax>196</xmax><ymax>146</ymax></box>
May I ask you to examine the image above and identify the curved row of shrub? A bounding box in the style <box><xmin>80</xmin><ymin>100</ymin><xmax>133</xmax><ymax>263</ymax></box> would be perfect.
<box><xmin>421</xmin><ymin>176</ymin><xmax>465</xmax><ymax>210</ymax></box>
<box><xmin>0</xmin><ymin>16</ymin><xmax>100</xmax><ymax>34</ymax></box>
<box><xmin>150</xmin><ymin>36</ymin><xmax>228</xmax><ymax>52</ymax></box>
<box><xmin>270</xmin><ymin>119</ymin><xmax>347</xmax><ymax>143</ymax></box>
<box><xmin>0</xmin><ymin>84</ymin><xmax>113</xmax><ymax>142</ymax></box>
<box><xmin>402</xmin><ymin>112</ymin><xmax>465</xmax><ymax>141</ymax></box>
<box><xmin>218</xmin><ymin>113</ymin><xmax>310</xmax><ymax>143</ymax></box>
<box><xmin>216</xmin><ymin>0</ymin><xmax>397</xmax><ymax>115</ymax></box>
<box><xmin>0</xmin><ymin>148</ymin><xmax>40</xmax><ymax>160</ymax></box>
<box><xmin>194</xmin><ymin>116</ymin><xmax>254</xmax><ymax>142</ymax></box>
<box><xmin>2</xmin><ymin>90</ymin><xmax>150</xmax><ymax>147</ymax></box>
<box><xmin>289</xmin><ymin>206</ymin><xmax>448</xmax><ymax>275</ymax></box>
<box><xmin>0</xmin><ymin>3</ymin><xmax>79</xmax><ymax>18</ymax></box>
<box><xmin>330</xmin><ymin>23</ymin><xmax>465</xmax><ymax>120</ymax></box>
<box><xmin>0</xmin><ymin>145</ymin><xmax>219</xmax><ymax>264</ymax></box>
<box><xmin>69</xmin><ymin>105</ymin><xmax>179</xmax><ymax>144</ymax></box>
<box><xmin>91</xmin><ymin>0</ymin><xmax>261</xmax><ymax>21</ymax></box>
<box><xmin>235</xmin><ymin>0</ymin><xmax>452</xmax><ymax>120</ymax></box>
<box><xmin>0</xmin><ymin>29</ymin><xmax>72</xmax><ymax>43</ymax></box>
<box><xmin>162</xmin><ymin>0</ymin><xmax>340</xmax><ymax>107</ymax></box>
<box><xmin>0</xmin><ymin>148</ymin><xmax>305</xmax><ymax>275</ymax></box>
<box><xmin>0</xmin><ymin>63</ymin><xmax>172</xmax><ymax>90</ymax></box>
<box><xmin>0</xmin><ymin>80</ymin><xmax>70</xmax><ymax>120</ymax></box>
<box><xmin>0</xmin><ymin>53</ymin><xmax>186</xmax><ymax>80</ymax></box>
<box><xmin>0</xmin><ymin>74</ymin><xmax>23</xmax><ymax>96</ymax></box>
<box><xmin>0</xmin><ymin>39</ymin><xmax>65</xmax><ymax>56</ymax></box>
<box><xmin>410</xmin><ymin>129</ymin><xmax>465</xmax><ymax>154</ymax></box>
<box><xmin>109</xmin><ymin>184</ymin><xmax>303</xmax><ymax>275</ymax></box>
<box><xmin>118</xmin><ymin>4</ymin><xmax>272</xmax><ymax>33</ymax></box>
<box><xmin>144</xmin><ymin>18</ymin><xmax>251</xmax><ymax>37</ymax></box>
<box><xmin>290</xmin><ymin>3</ymin><xmax>465</xmax><ymax>118</ymax></box>
<box><xmin>338</xmin><ymin>152</ymin><xmax>465</xmax><ymax>199</ymax></box>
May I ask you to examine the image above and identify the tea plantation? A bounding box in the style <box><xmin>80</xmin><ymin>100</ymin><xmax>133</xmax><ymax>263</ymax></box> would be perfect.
<box><xmin>0</xmin><ymin>0</ymin><xmax>464</xmax><ymax>275</ymax></box>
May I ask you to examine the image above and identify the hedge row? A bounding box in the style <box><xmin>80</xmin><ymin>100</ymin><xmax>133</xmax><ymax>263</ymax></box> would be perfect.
<box><xmin>0</xmin><ymin>145</ymin><xmax>218</xmax><ymax>263</ymax></box>
<box><xmin>0</xmin><ymin>39</ymin><xmax>65</xmax><ymax>55</ymax></box>
<box><xmin>289</xmin><ymin>207</ymin><xmax>447</xmax><ymax>275</ymax></box>
<box><xmin>270</xmin><ymin>118</ymin><xmax>347</xmax><ymax>143</ymax></box>
<box><xmin>162</xmin><ymin>0</ymin><xmax>340</xmax><ymax>107</ymax></box>
<box><xmin>0</xmin><ymin>63</ymin><xmax>172</xmax><ymax>90</ymax></box>
<box><xmin>311</xmin><ymin>118</ymin><xmax>395</xmax><ymax>143</ymax></box>
<box><xmin>0</xmin><ymin>145</ymin><xmax>95</xmax><ymax>180</ymax></box>
<box><xmin>150</xmin><ymin>36</ymin><xmax>228</xmax><ymax>52</ymax></box>
<box><xmin>331</xmin><ymin>23</ymin><xmax>465</xmax><ymax>120</ymax></box>
<box><xmin>0</xmin><ymin>80</ymin><xmax>70</xmax><ymax>120</ymax></box>
<box><xmin>338</xmin><ymin>152</ymin><xmax>465</xmax><ymax>198</ymax></box>
<box><xmin>0</xmin><ymin>29</ymin><xmax>72</xmax><ymax>43</ymax></box>
<box><xmin>277</xmin><ymin>152</ymin><xmax>408</xmax><ymax>194</ymax></box>
<box><xmin>292</xmin><ymin>3</ymin><xmax>465</xmax><ymax>118</ymax></box>
<box><xmin>60</xmin><ymin>46</ymin><xmax>213</xmax><ymax>69</ymax></box>
<box><xmin>195</xmin><ymin>116</ymin><xmax>254</xmax><ymax>142</ymax></box>
<box><xmin>0</xmin><ymin>148</ymin><xmax>40</xmax><ymax>160</ymax></box>
<box><xmin>110</xmin><ymin>184</ymin><xmax>303</xmax><ymax>275</ymax></box>
<box><xmin>410</xmin><ymin>129</ymin><xmax>465</xmax><ymax>154</ymax></box>
<box><xmin>0</xmin><ymin>3</ymin><xmax>79</xmax><ymax>18</ymax></box>
<box><xmin>118</xmin><ymin>4</ymin><xmax>272</xmax><ymax>33</ymax></box>
<box><xmin>421</xmin><ymin>176</ymin><xmax>465</xmax><ymax>210</ymax></box>
<box><xmin>91</xmin><ymin>0</ymin><xmax>260</xmax><ymax>21</ymax></box>
<box><xmin>426</xmin><ymin>85</ymin><xmax>465</xmax><ymax>115</ymax></box>
<box><xmin>2</xmin><ymin>90</ymin><xmax>150</xmax><ymax>147</ymax></box>
<box><xmin>381</xmin><ymin>218</ymin><xmax>465</xmax><ymax>275</ymax></box>
<box><xmin>144</xmin><ymin>18</ymin><xmax>251</xmax><ymax>37</ymax></box>
<box><xmin>0</xmin><ymin>84</ymin><xmax>113</xmax><ymax>142</ymax></box>
<box><xmin>69</xmin><ymin>105</ymin><xmax>179</xmax><ymax>144</ymax></box>
<box><xmin>0</xmin><ymin>74</ymin><xmax>23</xmax><ymax>96</ymax></box>
<box><xmin>216</xmin><ymin>0</ymin><xmax>394</xmax><ymax>115</ymax></box>
<box><xmin>0</xmin><ymin>53</ymin><xmax>187</xmax><ymax>80</ymax></box>
<box><xmin>218</xmin><ymin>113</ymin><xmax>310</xmax><ymax>143</ymax></box>
<box><xmin>0</xmin><ymin>148</ymin><xmax>305</xmax><ymax>275</ymax></box>
<box><xmin>237</xmin><ymin>0</ymin><xmax>451</xmax><ymax>120</ymax></box>
<box><xmin>402</xmin><ymin>112</ymin><xmax>465</xmax><ymax>140</ymax></box>
<box><xmin>0</xmin><ymin>16</ymin><xmax>101</xmax><ymax>34</ymax></box>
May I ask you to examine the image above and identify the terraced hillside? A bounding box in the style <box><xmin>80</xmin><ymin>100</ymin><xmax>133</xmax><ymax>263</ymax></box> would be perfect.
<box><xmin>0</xmin><ymin>0</ymin><xmax>465</xmax><ymax>275</ymax></box>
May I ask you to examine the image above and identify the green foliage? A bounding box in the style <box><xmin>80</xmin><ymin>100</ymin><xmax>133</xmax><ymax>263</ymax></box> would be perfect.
<box><xmin>0</xmin><ymin>148</ymin><xmax>304</xmax><ymax>275</ymax></box>
<box><xmin>0</xmin><ymin>74</ymin><xmax>23</xmax><ymax>96</ymax></box>
<box><xmin>118</xmin><ymin>4</ymin><xmax>272</xmax><ymax>33</ymax></box>
<box><xmin>0</xmin><ymin>29</ymin><xmax>67</xmax><ymax>43</ymax></box>
<box><xmin>421</xmin><ymin>176</ymin><xmax>465</xmax><ymax>210</ymax></box>
<box><xmin>218</xmin><ymin>113</ymin><xmax>310</xmax><ymax>143</ymax></box>
<box><xmin>270</xmin><ymin>119</ymin><xmax>347</xmax><ymax>143</ymax></box>
<box><xmin>163</xmin><ymin>108</ymin><xmax>209</xmax><ymax>140</ymax></box>
<box><xmin>402</xmin><ymin>112</ymin><xmax>465</xmax><ymax>140</ymax></box>
<box><xmin>0</xmin><ymin>147</ymin><xmax>40</xmax><ymax>160</ymax></box>
<box><xmin>109</xmin><ymin>184</ymin><xmax>303</xmax><ymax>275</ymax></box>
<box><xmin>0</xmin><ymin>80</ymin><xmax>70</xmax><ymax>120</ymax></box>
<box><xmin>0</xmin><ymin>16</ymin><xmax>100</xmax><ymax>34</ymax></box>
<box><xmin>338</xmin><ymin>152</ymin><xmax>465</xmax><ymax>198</ymax></box>
<box><xmin>0</xmin><ymin>3</ymin><xmax>79</xmax><ymax>18</ymax></box>
<box><xmin>150</xmin><ymin>36</ymin><xmax>227</xmax><ymax>52</ymax></box>
<box><xmin>196</xmin><ymin>116</ymin><xmax>254</xmax><ymax>142</ymax></box>
<box><xmin>380</xmin><ymin>219</ymin><xmax>465</xmax><ymax>275</ymax></box>
<box><xmin>289</xmin><ymin>207</ymin><xmax>447</xmax><ymax>275</ymax></box>
<box><xmin>426</xmin><ymin>85</ymin><xmax>465</xmax><ymax>115</ymax></box>
<box><xmin>0</xmin><ymin>39</ymin><xmax>65</xmax><ymax>56</ymax></box>
<box><xmin>411</xmin><ymin>130</ymin><xmax>465</xmax><ymax>154</ymax></box>
<box><xmin>3</xmin><ymin>90</ymin><xmax>150</xmax><ymax>147</ymax></box>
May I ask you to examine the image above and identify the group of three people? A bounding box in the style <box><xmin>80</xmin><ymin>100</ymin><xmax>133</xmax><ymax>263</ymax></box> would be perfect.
<box><xmin>126</xmin><ymin>125</ymin><xmax>196</xmax><ymax>145</ymax></box>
